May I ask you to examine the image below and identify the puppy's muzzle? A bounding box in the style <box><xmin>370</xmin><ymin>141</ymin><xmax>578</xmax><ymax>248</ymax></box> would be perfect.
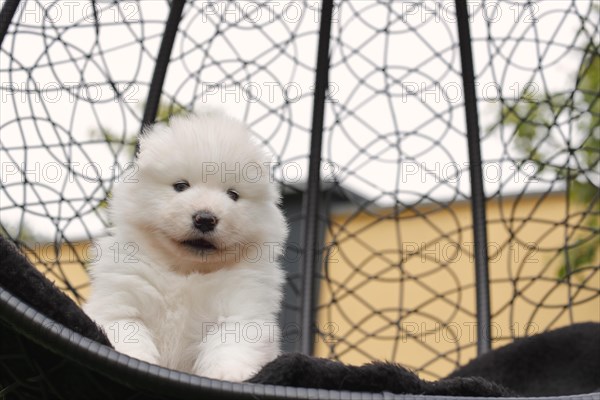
<box><xmin>193</xmin><ymin>211</ymin><xmax>218</xmax><ymax>233</ymax></box>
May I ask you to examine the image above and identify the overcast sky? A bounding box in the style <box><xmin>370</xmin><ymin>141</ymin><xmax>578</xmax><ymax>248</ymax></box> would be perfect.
<box><xmin>1</xmin><ymin>1</ymin><xmax>595</xmax><ymax>241</ymax></box>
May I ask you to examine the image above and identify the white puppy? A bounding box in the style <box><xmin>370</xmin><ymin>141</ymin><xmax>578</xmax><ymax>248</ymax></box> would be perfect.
<box><xmin>84</xmin><ymin>110</ymin><xmax>288</xmax><ymax>382</ymax></box>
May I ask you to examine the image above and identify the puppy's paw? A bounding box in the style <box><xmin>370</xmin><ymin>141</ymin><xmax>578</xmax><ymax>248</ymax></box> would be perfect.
<box><xmin>199</xmin><ymin>362</ymin><xmax>256</xmax><ymax>382</ymax></box>
<box><xmin>125</xmin><ymin>348</ymin><xmax>160</xmax><ymax>365</ymax></box>
<box><xmin>115</xmin><ymin>342</ymin><xmax>160</xmax><ymax>365</ymax></box>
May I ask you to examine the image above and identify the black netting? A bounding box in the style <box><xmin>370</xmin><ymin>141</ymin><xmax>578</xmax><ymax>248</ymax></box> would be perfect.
<box><xmin>1</xmin><ymin>0</ymin><xmax>598</xmax><ymax>389</ymax></box>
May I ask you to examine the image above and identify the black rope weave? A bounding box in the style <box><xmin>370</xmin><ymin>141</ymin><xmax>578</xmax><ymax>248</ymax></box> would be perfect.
<box><xmin>1</xmin><ymin>0</ymin><xmax>598</xmax><ymax>390</ymax></box>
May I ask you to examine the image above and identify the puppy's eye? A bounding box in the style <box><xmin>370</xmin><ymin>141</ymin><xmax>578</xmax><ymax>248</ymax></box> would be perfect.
<box><xmin>173</xmin><ymin>180</ymin><xmax>190</xmax><ymax>192</ymax></box>
<box><xmin>227</xmin><ymin>189</ymin><xmax>239</xmax><ymax>201</ymax></box>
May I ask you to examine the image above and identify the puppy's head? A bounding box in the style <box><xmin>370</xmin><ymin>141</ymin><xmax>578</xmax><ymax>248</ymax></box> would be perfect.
<box><xmin>111</xmin><ymin>110</ymin><xmax>288</xmax><ymax>274</ymax></box>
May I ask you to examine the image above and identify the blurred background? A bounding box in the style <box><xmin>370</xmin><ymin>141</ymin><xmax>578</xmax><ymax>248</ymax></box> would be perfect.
<box><xmin>1</xmin><ymin>0</ymin><xmax>598</xmax><ymax>380</ymax></box>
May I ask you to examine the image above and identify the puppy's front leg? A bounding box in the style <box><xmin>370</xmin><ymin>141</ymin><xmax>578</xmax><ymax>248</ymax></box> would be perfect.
<box><xmin>193</xmin><ymin>318</ymin><xmax>280</xmax><ymax>382</ymax></box>
<box><xmin>102</xmin><ymin>318</ymin><xmax>160</xmax><ymax>365</ymax></box>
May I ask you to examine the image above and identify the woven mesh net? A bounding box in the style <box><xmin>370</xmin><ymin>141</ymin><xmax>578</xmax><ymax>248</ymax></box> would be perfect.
<box><xmin>1</xmin><ymin>0</ymin><xmax>598</xmax><ymax>382</ymax></box>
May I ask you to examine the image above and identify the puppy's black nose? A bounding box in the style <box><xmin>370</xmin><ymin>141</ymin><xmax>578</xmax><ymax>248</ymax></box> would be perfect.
<box><xmin>193</xmin><ymin>211</ymin><xmax>218</xmax><ymax>233</ymax></box>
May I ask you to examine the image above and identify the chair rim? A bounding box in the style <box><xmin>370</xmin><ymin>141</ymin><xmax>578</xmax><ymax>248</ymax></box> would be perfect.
<box><xmin>2</xmin><ymin>286</ymin><xmax>599</xmax><ymax>400</ymax></box>
<box><xmin>0</xmin><ymin>285</ymin><xmax>384</xmax><ymax>400</ymax></box>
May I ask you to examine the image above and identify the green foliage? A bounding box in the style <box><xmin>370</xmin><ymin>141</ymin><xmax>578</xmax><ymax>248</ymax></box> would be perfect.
<box><xmin>497</xmin><ymin>37</ymin><xmax>599</xmax><ymax>279</ymax></box>
<box><xmin>154</xmin><ymin>101</ymin><xmax>188</xmax><ymax>123</ymax></box>
<box><xmin>0</xmin><ymin>221</ymin><xmax>42</xmax><ymax>246</ymax></box>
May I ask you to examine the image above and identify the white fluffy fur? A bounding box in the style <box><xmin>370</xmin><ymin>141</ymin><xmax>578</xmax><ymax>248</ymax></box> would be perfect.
<box><xmin>84</xmin><ymin>110</ymin><xmax>288</xmax><ymax>382</ymax></box>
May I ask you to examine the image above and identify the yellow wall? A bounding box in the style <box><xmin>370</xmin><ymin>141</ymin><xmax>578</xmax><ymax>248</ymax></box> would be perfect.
<box><xmin>314</xmin><ymin>193</ymin><xmax>599</xmax><ymax>379</ymax></box>
<box><xmin>26</xmin><ymin>241</ymin><xmax>92</xmax><ymax>304</ymax></box>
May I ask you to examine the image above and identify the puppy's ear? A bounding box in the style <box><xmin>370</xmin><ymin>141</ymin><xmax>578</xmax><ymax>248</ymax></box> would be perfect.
<box><xmin>272</xmin><ymin>188</ymin><xmax>283</xmax><ymax>205</ymax></box>
<box><xmin>260</xmin><ymin>155</ymin><xmax>284</xmax><ymax>204</ymax></box>
<box><xmin>137</xmin><ymin>122</ymin><xmax>170</xmax><ymax>158</ymax></box>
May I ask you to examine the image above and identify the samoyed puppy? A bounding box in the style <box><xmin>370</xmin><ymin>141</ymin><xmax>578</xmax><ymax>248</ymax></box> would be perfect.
<box><xmin>84</xmin><ymin>109</ymin><xmax>288</xmax><ymax>382</ymax></box>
